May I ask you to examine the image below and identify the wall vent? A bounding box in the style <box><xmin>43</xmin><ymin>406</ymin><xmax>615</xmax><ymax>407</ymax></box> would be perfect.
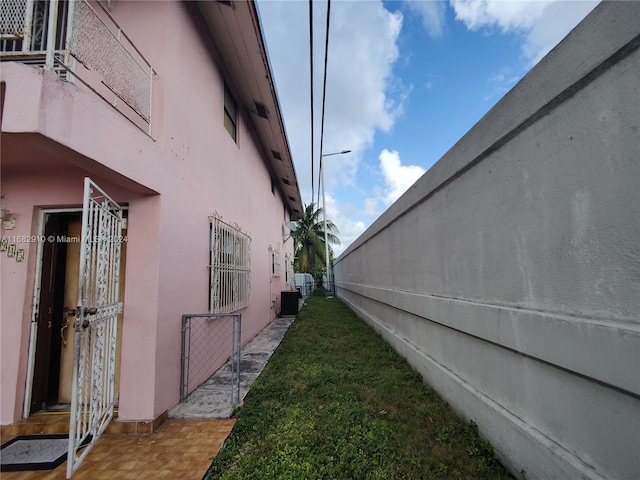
<box><xmin>271</xmin><ymin>150</ymin><xmax>282</xmax><ymax>160</ymax></box>
<box><xmin>255</xmin><ymin>102</ymin><xmax>268</xmax><ymax>119</ymax></box>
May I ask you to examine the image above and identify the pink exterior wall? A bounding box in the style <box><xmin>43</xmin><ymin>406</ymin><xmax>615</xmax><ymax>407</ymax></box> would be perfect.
<box><xmin>1</xmin><ymin>1</ymin><xmax>296</xmax><ymax>424</ymax></box>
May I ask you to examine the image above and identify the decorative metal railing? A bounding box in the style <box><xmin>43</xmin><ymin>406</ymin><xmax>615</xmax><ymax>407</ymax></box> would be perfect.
<box><xmin>0</xmin><ymin>0</ymin><xmax>154</xmax><ymax>135</ymax></box>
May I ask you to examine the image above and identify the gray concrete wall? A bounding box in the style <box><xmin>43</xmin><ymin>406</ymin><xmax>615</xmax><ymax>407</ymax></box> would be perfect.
<box><xmin>334</xmin><ymin>3</ymin><xmax>640</xmax><ymax>479</ymax></box>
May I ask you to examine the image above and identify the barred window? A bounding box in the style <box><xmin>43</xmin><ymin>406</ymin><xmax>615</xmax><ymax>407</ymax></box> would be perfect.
<box><xmin>271</xmin><ymin>249</ymin><xmax>281</xmax><ymax>277</ymax></box>
<box><xmin>209</xmin><ymin>216</ymin><xmax>251</xmax><ymax>313</ymax></box>
<box><xmin>285</xmin><ymin>254</ymin><xmax>294</xmax><ymax>284</ymax></box>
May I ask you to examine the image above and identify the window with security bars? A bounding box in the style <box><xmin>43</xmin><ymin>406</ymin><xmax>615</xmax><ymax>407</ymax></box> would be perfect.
<box><xmin>209</xmin><ymin>217</ymin><xmax>251</xmax><ymax>314</ymax></box>
<box><xmin>285</xmin><ymin>254</ymin><xmax>293</xmax><ymax>284</ymax></box>
<box><xmin>271</xmin><ymin>249</ymin><xmax>281</xmax><ymax>277</ymax></box>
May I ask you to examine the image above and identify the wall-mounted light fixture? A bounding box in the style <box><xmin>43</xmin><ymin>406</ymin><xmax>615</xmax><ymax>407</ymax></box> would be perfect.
<box><xmin>0</xmin><ymin>209</ymin><xmax>16</xmax><ymax>230</ymax></box>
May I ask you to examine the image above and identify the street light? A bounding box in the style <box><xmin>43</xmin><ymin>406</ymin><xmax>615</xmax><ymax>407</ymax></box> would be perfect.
<box><xmin>320</xmin><ymin>149</ymin><xmax>351</xmax><ymax>296</ymax></box>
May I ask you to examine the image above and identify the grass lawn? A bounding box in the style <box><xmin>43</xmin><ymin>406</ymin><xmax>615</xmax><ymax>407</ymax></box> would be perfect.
<box><xmin>206</xmin><ymin>290</ymin><xmax>513</xmax><ymax>480</ymax></box>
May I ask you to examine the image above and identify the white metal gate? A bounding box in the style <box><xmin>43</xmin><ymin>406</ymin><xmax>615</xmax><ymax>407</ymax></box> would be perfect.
<box><xmin>67</xmin><ymin>178</ymin><xmax>123</xmax><ymax>478</ymax></box>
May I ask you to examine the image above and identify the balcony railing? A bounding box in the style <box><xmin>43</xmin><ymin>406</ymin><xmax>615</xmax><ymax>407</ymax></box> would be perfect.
<box><xmin>1</xmin><ymin>0</ymin><xmax>155</xmax><ymax>135</ymax></box>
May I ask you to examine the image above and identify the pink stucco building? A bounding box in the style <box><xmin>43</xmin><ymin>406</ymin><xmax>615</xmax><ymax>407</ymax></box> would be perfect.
<box><xmin>0</xmin><ymin>0</ymin><xmax>301</xmax><ymax>444</ymax></box>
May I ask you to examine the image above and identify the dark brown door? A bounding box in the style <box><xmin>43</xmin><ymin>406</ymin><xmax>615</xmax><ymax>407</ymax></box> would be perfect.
<box><xmin>30</xmin><ymin>214</ymin><xmax>69</xmax><ymax>414</ymax></box>
<box><xmin>30</xmin><ymin>211</ymin><xmax>126</xmax><ymax>415</ymax></box>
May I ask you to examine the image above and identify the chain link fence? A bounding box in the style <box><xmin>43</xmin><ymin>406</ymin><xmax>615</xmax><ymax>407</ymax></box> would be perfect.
<box><xmin>180</xmin><ymin>313</ymin><xmax>242</xmax><ymax>405</ymax></box>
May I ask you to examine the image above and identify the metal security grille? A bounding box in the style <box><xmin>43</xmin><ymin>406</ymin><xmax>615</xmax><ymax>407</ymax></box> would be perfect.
<box><xmin>68</xmin><ymin>178</ymin><xmax>123</xmax><ymax>478</ymax></box>
<box><xmin>210</xmin><ymin>216</ymin><xmax>251</xmax><ymax>314</ymax></box>
<box><xmin>68</xmin><ymin>0</ymin><xmax>153</xmax><ymax>123</ymax></box>
<box><xmin>180</xmin><ymin>313</ymin><xmax>242</xmax><ymax>405</ymax></box>
<box><xmin>0</xmin><ymin>0</ymin><xmax>69</xmax><ymax>61</ymax></box>
<box><xmin>1</xmin><ymin>0</ymin><xmax>155</xmax><ymax>134</ymax></box>
<box><xmin>0</xmin><ymin>0</ymin><xmax>28</xmax><ymax>38</ymax></box>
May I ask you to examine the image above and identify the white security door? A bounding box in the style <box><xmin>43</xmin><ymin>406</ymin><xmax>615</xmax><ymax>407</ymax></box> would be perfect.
<box><xmin>67</xmin><ymin>178</ymin><xmax>123</xmax><ymax>478</ymax></box>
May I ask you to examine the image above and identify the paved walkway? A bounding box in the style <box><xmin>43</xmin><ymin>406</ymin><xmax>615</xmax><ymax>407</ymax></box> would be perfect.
<box><xmin>1</xmin><ymin>315</ymin><xmax>297</xmax><ymax>479</ymax></box>
<box><xmin>1</xmin><ymin>418</ymin><xmax>237</xmax><ymax>480</ymax></box>
<box><xmin>169</xmin><ymin>315</ymin><xmax>296</xmax><ymax>419</ymax></box>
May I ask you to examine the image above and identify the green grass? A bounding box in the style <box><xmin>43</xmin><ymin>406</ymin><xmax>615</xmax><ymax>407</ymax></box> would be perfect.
<box><xmin>206</xmin><ymin>290</ymin><xmax>513</xmax><ymax>480</ymax></box>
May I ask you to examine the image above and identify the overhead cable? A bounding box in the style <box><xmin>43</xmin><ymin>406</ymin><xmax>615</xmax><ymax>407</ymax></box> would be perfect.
<box><xmin>309</xmin><ymin>0</ymin><xmax>315</xmax><ymax>205</ymax></box>
<box><xmin>317</xmin><ymin>0</ymin><xmax>331</xmax><ymax>208</ymax></box>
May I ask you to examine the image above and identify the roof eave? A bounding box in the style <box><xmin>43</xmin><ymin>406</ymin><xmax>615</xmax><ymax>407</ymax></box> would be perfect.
<box><xmin>192</xmin><ymin>0</ymin><xmax>303</xmax><ymax>220</ymax></box>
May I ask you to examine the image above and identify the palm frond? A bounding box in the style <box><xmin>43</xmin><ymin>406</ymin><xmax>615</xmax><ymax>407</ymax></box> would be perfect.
<box><xmin>291</xmin><ymin>202</ymin><xmax>341</xmax><ymax>274</ymax></box>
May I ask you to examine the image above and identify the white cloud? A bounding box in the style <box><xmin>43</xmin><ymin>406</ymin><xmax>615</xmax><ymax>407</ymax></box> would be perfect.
<box><xmin>324</xmin><ymin>193</ymin><xmax>366</xmax><ymax>258</ymax></box>
<box><xmin>361</xmin><ymin>149</ymin><xmax>425</xmax><ymax>221</ymax></box>
<box><xmin>450</xmin><ymin>0</ymin><xmax>600</xmax><ymax>64</ymax></box>
<box><xmin>258</xmin><ymin>0</ymin><xmax>406</xmax><ymax>199</ymax></box>
<box><xmin>258</xmin><ymin>0</ymin><xmax>407</xmax><ymax>254</ymax></box>
<box><xmin>379</xmin><ymin>149</ymin><xmax>426</xmax><ymax>205</ymax></box>
<box><xmin>363</xmin><ymin>197</ymin><xmax>380</xmax><ymax>218</ymax></box>
<box><xmin>364</xmin><ymin>148</ymin><xmax>426</xmax><ymax>218</ymax></box>
<box><xmin>321</xmin><ymin>2</ymin><xmax>406</xmax><ymax>189</ymax></box>
<box><xmin>450</xmin><ymin>0</ymin><xmax>552</xmax><ymax>31</ymax></box>
<box><xmin>523</xmin><ymin>0</ymin><xmax>601</xmax><ymax>64</ymax></box>
<box><xmin>404</xmin><ymin>0</ymin><xmax>447</xmax><ymax>37</ymax></box>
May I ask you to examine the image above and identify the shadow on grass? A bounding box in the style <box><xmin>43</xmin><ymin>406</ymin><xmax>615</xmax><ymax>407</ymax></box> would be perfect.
<box><xmin>206</xmin><ymin>290</ymin><xmax>514</xmax><ymax>480</ymax></box>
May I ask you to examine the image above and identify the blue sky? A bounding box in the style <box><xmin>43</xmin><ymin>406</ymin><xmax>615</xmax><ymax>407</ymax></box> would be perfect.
<box><xmin>257</xmin><ymin>0</ymin><xmax>600</xmax><ymax>255</ymax></box>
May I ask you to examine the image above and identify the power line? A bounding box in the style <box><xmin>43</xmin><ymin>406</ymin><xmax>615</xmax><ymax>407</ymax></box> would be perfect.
<box><xmin>317</xmin><ymin>0</ymin><xmax>331</xmax><ymax>208</ymax></box>
<box><xmin>309</xmin><ymin>0</ymin><xmax>315</xmax><ymax>205</ymax></box>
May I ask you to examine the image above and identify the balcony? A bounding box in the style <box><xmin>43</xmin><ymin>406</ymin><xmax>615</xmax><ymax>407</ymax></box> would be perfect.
<box><xmin>1</xmin><ymin>0</ymin><xmax>155</xmax><ymax>134</ymax></box>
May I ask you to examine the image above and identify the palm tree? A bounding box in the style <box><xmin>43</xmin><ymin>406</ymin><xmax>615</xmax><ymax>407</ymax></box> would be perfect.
<box><xmin>292</xmin><ymin>203</ymin><xmax>340</xmax><ymax>277</ymax></box>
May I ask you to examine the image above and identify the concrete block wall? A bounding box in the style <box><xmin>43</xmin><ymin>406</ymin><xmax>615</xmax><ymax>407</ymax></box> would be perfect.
<box><xmin>333</xmin><ymin>3</ymin><xmax>640</xmax><ymax>479</ymax></box>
